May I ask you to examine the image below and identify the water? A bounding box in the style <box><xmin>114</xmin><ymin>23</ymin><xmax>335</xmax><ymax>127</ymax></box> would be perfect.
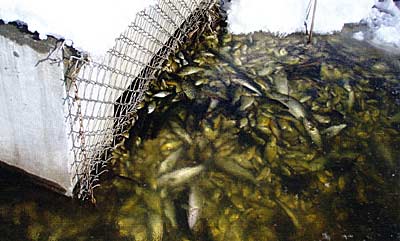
<box><xmin>1</xmin><ymin>26</ymin><xmax>399</xmax><ymax>241</ymax></box>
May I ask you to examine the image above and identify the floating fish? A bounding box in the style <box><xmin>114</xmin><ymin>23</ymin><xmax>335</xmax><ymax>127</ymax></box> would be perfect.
<box><xmin>157</xmin><ymin>165</ymin><xmax>205</xmax><ymax>188</ymax></box>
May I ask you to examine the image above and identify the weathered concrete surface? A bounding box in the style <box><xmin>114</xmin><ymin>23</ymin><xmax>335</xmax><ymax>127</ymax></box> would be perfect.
<box><xmin>0</xmin><ymin>24</ymin><xmax>74</xmax><ymax>196</ymax></box>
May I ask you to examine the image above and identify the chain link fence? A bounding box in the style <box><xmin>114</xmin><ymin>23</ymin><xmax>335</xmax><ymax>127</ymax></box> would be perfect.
<box><xmin>64</xmin><ymin>0</ymin><xmax>218</xmax><ymax>201</ymax></box>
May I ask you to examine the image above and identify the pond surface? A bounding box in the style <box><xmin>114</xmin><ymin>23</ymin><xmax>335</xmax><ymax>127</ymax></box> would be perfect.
<box><xmin>1</xmin><ymin>25</ymin><xmax>399</xmax><ymax>241</ymax></box>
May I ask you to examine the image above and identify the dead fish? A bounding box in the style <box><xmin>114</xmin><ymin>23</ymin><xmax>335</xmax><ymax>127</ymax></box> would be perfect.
<box><xmin>147</xmin><ymin>212</ymin><xmax>163</xmax><ymax>241</ymax></box>
<box><xmin>268</xmin><ymin>92</ymin><xmax>307</xmax><ymax>119</ymax></box>
<box><xmin>273</xmin><ymin>71</ymin><xmax>289</xmax><ymax>95</ymax></box>
<box><xmin>169</xmin><ymin>121</ymin><xmax>193</xmax><ymax>145</ymax></box>
<box><xmin>300</xmin><ymin>95</ymin><xmax>312</xmax><ymax>103</ymax></box>
<box><xmin>148</xmin><ymin>101</ymin><xmax>156</xmax><ymax>114</ymax></box>
<box><xmin>322</xmin><ymin>124</ymin><xmax>347</xmax><ymax>138</ymax></box>
<box><xmin>303</xmin><ymin>118</ymin><xmax>322</xmax><ymax>148</ymax></box>
<box><xmin>231</xmin><ymin>78</ymin><xmax>262</xmax><ymax>96</ymax></box>
<box><xmin>188</xmin><ymin>185</ymin><xmax>203</xmax><ymax>230</ymax></box>
<box><xmin>265</xmin><ymin>136</ymin><xmax>278</xmax><ymax>163</ymax></box>
<box><xmin>214</xmin><ymin>158</ymin><xmax>257</xmax><ymax>184</ymax></box>
<box><xmin>239</xmin><ymin>96</ymin><xmax>255</xmax><ymax>111</ymax></box>
<box><xmin>163</xmin><ymin>199</ymin><xmax>177</xmax><ymax>228</ymax></box>
<box><xmin>153</xmin><ymin>91</ymin><xmax>172</xmax><ymax>98</ymax></box>
<box><xmin>177</xmin><ymin>66</ymin><xmax>204</xmax><ymax>77</ymax></box>
<box><xmin>207</xmin><ymin>98</ymin><xmax>220</xmax><ymax>113</ymax></box>
<box><xmin>313</xmin><ymin>114</ymin><xmax>331</xmax><ymax>124</ymax></box>
<box><xmin>343</xmin><ymin>79</ymin><xmax>355</xmax><ymax>110</ymax></box>
<box><xmin>157</xmin><ymin>165</ymin><xmax>205</xmax><ymax>188</ymax></box>
<box><xmin>274</xmin><ymin>198</ymin><xmax>301</xmax><ymax>230</ymax></box>
<box><xmin>158</xmin><ymin>147</ymin><xmax>183</xmax><ymax>175</ymax></box>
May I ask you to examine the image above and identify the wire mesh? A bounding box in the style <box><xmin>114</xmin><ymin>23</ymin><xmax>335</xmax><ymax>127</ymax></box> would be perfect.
<box><xmin>64</xmin><ymin>0</ymin><xmax>218</xmax><ymax>201</ymax></box>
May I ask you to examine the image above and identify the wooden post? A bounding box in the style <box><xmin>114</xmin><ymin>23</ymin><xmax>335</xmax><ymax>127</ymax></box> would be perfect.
<box><xmin>308</xmin><ymin>0</ymin><xmax>318</xmax><ymax>44</ymax></box>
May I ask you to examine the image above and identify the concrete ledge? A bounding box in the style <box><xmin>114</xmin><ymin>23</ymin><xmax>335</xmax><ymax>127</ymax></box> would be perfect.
<box><xmin>0</xmin><ymin>23</ymin><xmax>75</xmax><ymax>196</ymax></box>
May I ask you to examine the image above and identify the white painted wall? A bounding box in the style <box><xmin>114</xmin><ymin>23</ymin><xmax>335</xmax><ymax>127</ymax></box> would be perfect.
<box><xmin>0</xmin><ymin>33</ymin><xmax>74</xmax><ymax>196</ymax></box>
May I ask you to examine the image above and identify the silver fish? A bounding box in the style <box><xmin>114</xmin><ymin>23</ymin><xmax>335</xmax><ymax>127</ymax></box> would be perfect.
<box><xmin>188</xmin><ymin>185</ymin><xmax>203</xmax><ymax>230</ymax></box>
<box><xmin>268</xmin><ymin>92</ymin><xmax>306</xmax><ymax>119</ymax></box>
<box><xmin>169</xmin><ymin>121</ymin><xmax>193</xmax><ymax>145</ymax></box>
<box><xmin>177</xmin><ymin>66</ymin><xmax>204</xmax><ymax>77</ymax></box>
<box><xmin>153</xmin><ymin>91</ymin><xmax>172</xmax><ymax>98</ymax></box>
<box><xmin>158</xmin><ymin>147</ymin><xmax>183</xmax><ymax>175</ymax></box>
<box><xmin>322</xmin><ymin>124</ymin><xmax>347</xmax><ymax>138</ymax></box>
<box><xmin>303</xmin><ymin>118</ymin><xmax>322</xmax><ymax>148</ymax></box>
<box><xmin>214</xmin><ymin>158</ymin><xmax>257</xmax><ymax>184</ymax></box>
<box><xmin>239</xmin><ymin>96</ymin><xmax>255</xmax><ymax>111</ymax></box>
<box><xmin>313</xmin><ymin>114</ymin><xmax>331</xmax><ymax>124</ymax></box>
<box><xmin>231</xmin><ymin>78</ymin><xmax>262</xmax><ymax>96</ymax></box>
<box><xmin>274</xmin><ymin>71</ymin><xmax>289</xmax><ymax>95</ymax></box>
<box><xmin>148</xmin><ymin>101</ymin><xmax>156</xmax><ymax>114</ymax></box>
<box><xmin>157</xmin><ymin>165</ymin><xmax>205</xmax><ymax>188</ymax></box>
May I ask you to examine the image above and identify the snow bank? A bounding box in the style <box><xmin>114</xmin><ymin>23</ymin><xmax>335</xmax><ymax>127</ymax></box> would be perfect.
<box><xmin>0</xmin><ymin>0</ymin><xmax>156</xmax><ymax>60</ymax></box>
<box><xmin>356</xmin><ymin>1</ymin><xmax>400</xmax><ymax>50</ymax></box>
<box><xmin>225</xmin><ymin>0</ymin><xmax>400</xmax><ymax>51</ymax></box>
<box><xmin>225</xmin><ymin>0</ymin><xmax>375</xmax><ymax>34</ymax></box>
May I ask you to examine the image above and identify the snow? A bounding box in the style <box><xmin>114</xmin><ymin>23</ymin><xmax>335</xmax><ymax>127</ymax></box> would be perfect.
<box><xmin>357</xmin><ymin>2</ymin><xmax>400</xmax><ymax>50</ymax></box>
<box><xmin>0</xmin><ymin>0</ymin><xmax>156</xmax><ymax>60</ymax></box>
<box><xmin>225</xmin><ymin>0</ymin><xmax>400</xmax><ymax>51</ymax></box>
<box><xmin>225</xmin><ymin>0</ymin><xmax>375</xmax><ymax>34</ymax></box>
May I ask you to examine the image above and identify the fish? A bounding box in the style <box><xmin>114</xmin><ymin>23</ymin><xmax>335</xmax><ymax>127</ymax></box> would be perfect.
<box><xmin>158</xmin><ymin>147</ymin><xmax>183</xmax><ymax>175</ymax></box>
<box><xmin>273</xmin><ymin>71</ymin><xmax>289</xmax><ymax>95</ymax></box>
<box><xmin>239</xmin><ymin>96</ymin><xmax>255</xmax><ymax>111</ymax></box>
<box><xmin>214</xmin><ymin>158</ymin><xmax>257</xmax><ymax>184</ymax></box>
<box><xmin>157</xmin><ymin>165</ymin><xmax>205</xmax><ymax>188</ymax></box>
<box><xmin>153</xmin><ymin>91</ymin><xmax>172</xmax><ymax>98</ymax></box>
<box><xmin>231</xmin><ymin>78</ymin><xmax>262</xmax><ymax>96</ymax></box>
<box><xmin>147</xmin><ymin>212</ymin><xmax>163</xmax><ymax>241</ymax></box>
<box><xmin>163</xmin><ymin>199</ymin><xmax>177</xmax><ymax>228</ymax></box>
<box><xmin>313</xmin><ymin>114</ymin><xmax>331</xmax><ymax>124</ymax></box>
<box><xmin>273</xmin><ymin>198</ymin><xmax>301</xmax><ymax>230</ymax></box>
<box><xmin>169</xmin><ymin>121</ymin><xmax>193</xmax><ymax>145</ymax></box>
<box><xmin>322</xmin><ymin>124</ymin><xmax>347</xmax><ymax>138</ymax></box>
<box><xmin>177</xmin><ymin>66</ymin><xmax>204</xmax><ymax>77</ymax></box>
<box><xmin>303</xmin><ymin>118</ymin><xmax>322</xmax><ymax>148</ymax></box>
<box><xmin>148</xmin><ymin>101</ymin><xmax>156</xmax><ymax>114</ymax></box>
<box><xmin>267</xmin><ymin>92</ymin><xmax>307</xmax><ymax>119</ymax></box>
<box><xmin>188</xmin><ymin>185</ymin><xmax>203</xmax><ymax>230</ymax></box>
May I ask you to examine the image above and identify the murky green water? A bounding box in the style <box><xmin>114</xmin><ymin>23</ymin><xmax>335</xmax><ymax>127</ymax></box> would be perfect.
<box><xmin>1</xmin><ymin>25</ymin><xmax>400</xmax><ymax>241</ymax></box>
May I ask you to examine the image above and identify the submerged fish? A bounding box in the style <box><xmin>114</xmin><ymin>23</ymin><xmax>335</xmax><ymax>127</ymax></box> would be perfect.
<box><xmin>188</xmin><ymin>185</ymin><xmax>203</xmax><ymax>230</ymax></box>
<box><xmin>147</xmin><ymin>212</ymin><xmax>163</xmax><ymax>241</ymax></box>
<box><xmin>303</xmin><ymin>118</ymin><xmax>322</xmax><ymax>148</ymax></box>
<box><xmin>157</xmin><ymin>165</ymin><xmax>205</xmax><ymax>188</ymax></box>
<box><xmin>231</xmin><ymin>78</ymin><xmax>262</xmax><ymax>96</ymax></box>
<box><xmin>322</xmin><ymin>124</ymin><xmax>347</xmax><ymax>138</ymax></box>
<box><xmin>177</xmin><ymin>66</ymin><xmax>204</xmax><ymax>77</ymax></box>
<box><xmin>267</xmin><ymin>92</ymin><xmax>307</xmax><ymax>119</ymax></box>
<box><xmin>273</xmin><ymin>71</ymin><xmax>289</xmax><ymax>95</ymax></box>
<box><xmin>158</xmin><ymin>147</ymin><xmax>184</xmax><ymax>175</ymax></box>
<box><xmin>214</xmin><ymin>158</ymin><xmax>258</xmax><ymax>184</ymax></box>
<box><xmin>163</xmin><ymin>199</ymin><xmax>177</xmax><ymax>228</ymax></box>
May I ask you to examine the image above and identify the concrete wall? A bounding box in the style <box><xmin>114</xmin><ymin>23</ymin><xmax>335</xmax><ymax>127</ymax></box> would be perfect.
<box><xmin>0</xmin><ymin>24</ymin><xmax>74</xmax><ymax>196</ymax></box>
